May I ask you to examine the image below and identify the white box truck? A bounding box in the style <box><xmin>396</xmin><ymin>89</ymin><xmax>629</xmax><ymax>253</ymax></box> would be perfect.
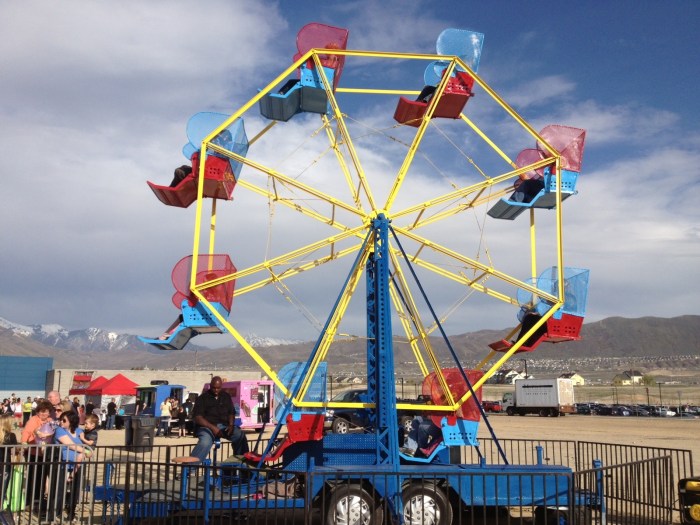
<box><xmin>502</xmin><ymin>378</ymin><xmax>575</xmax><ymax>417</ymax></box>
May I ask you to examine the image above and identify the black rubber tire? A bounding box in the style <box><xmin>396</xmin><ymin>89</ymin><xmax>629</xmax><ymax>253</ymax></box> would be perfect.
<box><xmin>533</xmin><ymin>506</ymin><xmax>592</xmax><ymax>525</ymax></box>
<box><xmin>331</xmin><ymin>417</ymin><xmax>351</xmax><ymax>434</ymax></box>
<box><xmin>506</xmin><ymin>407</ymin><xmax>515</xmax><ymax>416</ymax></box>
<box><xmin>326</xmin><ymin>484</ymin><xmax>377</xmax><ymax>525</ymax></box>
<box><xmin>402</xmin><ymin>483</ymin><xmax>453</xmax><ymax>525</ymax></box>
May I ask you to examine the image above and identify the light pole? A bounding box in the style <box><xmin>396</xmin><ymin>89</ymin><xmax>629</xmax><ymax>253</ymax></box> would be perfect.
<box><xmin>678</xmin><ymin>391</ymin><xmax>682</xmax><ymax>418</ymax></box>
<box><xmin>657</xmin><ymin>382</ymin><xmax>663</xmax><ymax>406</ymax></box>
<box><xmin>329</xmin><ymin>375</ymin><xmax>334</xmax><ymax>398</ymax></box>
<box><xmin>399</xmin><ymin>377</ymin><xmax>405</xmax><ymax>399</ymax></box>
<box><xmin>645</xmin><ymin>387</ymin><xmax>650</xmax><ymax>406</ymax></box>
<box><xmin>519</xmin><ymin>359</ymin><xmax>528</xmax><ymax>378</ymax></box>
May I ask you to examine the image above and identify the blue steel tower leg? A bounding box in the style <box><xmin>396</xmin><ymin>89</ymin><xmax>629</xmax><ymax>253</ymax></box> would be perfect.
<box><xmin>366</xmin><ymin>215</ymin><xmax>402</xmax><ymax>512</ymax></box>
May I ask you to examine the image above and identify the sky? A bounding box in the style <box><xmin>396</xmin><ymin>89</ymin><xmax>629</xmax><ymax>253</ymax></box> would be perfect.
<box><xmin>1</xmin><ymin>0</ymin><xmax>699</xmax><ymax>350</ymax></box>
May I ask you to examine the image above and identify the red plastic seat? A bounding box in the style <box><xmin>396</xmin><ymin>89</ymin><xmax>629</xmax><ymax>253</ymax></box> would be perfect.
<box><xmin>394</xmin><ymin>72</ymin><xmax>475</xmax><ymax>127</ymax></box>
<box><xmin>147</xmin><ymin>153</ymin><xmax>237</xmax><ymax>209</ymax></box>
<box><xmin>542</xmin><ymin>313</ymin><xmax>584</xmax><ymax>342</ymax></box>
<box><xmin>489</xmin><ymin>313</ymin><xmax>584</xmax><ymax>353</ymax></box>
<box><xmin>244</xmin><ymin>413</ymin><xmax>325</xmax><ymax>464</ymax></box>
<box><xmin>488</xmin><ymin>337</ymin><xmax>543</xmax><ymax>354</ymax></box>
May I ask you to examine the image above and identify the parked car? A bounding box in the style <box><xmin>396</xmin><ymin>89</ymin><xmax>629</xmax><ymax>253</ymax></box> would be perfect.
<box><xmin>649</xmin><ymin>406</ymin><xmax>676</xmax><ymax>417</ymax></box>
<box><xmin>482</xmin><ymin>400</ymin><xmax>503</xmax><ymax>413</ymax></box>
<box><xmin>324</xmin><ymin>388</ymin><xmax>370</xmax><ymax>434</ymax></box>
<box><xmin>575</xmin><ymin>403</ymin><xmax>592</xmax><ymax>415</ymax></box>
<box><xmin>628</xmin><ymin>406</ymin><xmax>651</xmax><ymax>417</ymax></box>
<box><xmin>594</xmin><ymin>405</ymin><xmax>613</xmax><ymax>416</ymax></box>
<box><xmin>612</xmin><ymin>406</ymin><xmax>631</xmax><ymax>417</ymax></box>
<box><xmin>325</xmin><ymin>389</ymin><xmax>437</xmax><ymax>434</ymax></box>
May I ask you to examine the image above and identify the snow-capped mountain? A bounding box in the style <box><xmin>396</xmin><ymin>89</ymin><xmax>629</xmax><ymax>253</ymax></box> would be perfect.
<box><xmin>0</xmin><ymin>316</ymin><xmax>301</xmax><ymax>354</ymax></box>
<box><xmin>0</xmin><ymin>316</ymin><xmax>144</xmax><ymax>353</ymax></box>
<box><xmin>232</xmin><ymin>333</ymin><xmax>303</xmax><ymax>348</ymax></box>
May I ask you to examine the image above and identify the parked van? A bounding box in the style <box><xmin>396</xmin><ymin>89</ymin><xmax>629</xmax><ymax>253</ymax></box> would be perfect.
<box><xmin>136</xmin><ymin>383</ymin><xmax>186</xmax><ymax>417</ymax></box>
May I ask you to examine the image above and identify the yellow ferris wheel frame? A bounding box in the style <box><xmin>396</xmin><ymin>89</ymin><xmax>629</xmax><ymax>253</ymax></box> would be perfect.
<box><xmin>182</xmin><ymin>47</ymin><xmax>568</xmax><ymax>414</ymax></box>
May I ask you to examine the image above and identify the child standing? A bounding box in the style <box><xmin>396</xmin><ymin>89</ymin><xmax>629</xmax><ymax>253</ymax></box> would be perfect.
<box><xmin>80</xmin><ymin>414</ymin><xmax>99</xmax><ymax>448</ymax></box>
<box><xmin>1</xmin><ymin>413</ymin><xmax>22</xmax><ymax>522</ymax></box>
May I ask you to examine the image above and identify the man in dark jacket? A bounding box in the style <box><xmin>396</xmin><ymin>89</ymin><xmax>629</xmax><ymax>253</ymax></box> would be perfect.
<box><xmin>190</xmin><ymin>376</ymin><xmax>248</xmax><ymax>461</ymax></box>
<box><xmin>106</xmin><ymin>398</ymin><xmax>117</xmax><ymax>430</ymax></box>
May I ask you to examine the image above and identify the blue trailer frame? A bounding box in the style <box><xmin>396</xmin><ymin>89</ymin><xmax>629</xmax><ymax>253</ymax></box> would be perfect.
<box><xmin>94</xmin><ymin>217</ymin><xmax>602</xmax><ymax>525</ymax></box>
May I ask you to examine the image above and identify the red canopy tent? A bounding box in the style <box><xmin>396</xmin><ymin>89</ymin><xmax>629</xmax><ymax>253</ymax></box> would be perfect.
<box><xmin>85</xmin><ymin>373</ymin><xmax>137</xmax><ymax>396</ymax></box>
<box><xmin>78</xmin><ymin>375</ymin><xmax>109</xmax><ymax>396</ymax></box>
<box><xmin>83</xmin><ymin>374</ymin><xmax>139</xmax><ymax>415</ymax></box>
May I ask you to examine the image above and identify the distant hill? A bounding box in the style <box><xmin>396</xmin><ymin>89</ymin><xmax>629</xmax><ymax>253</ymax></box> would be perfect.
<box><xmin>0</xmin><ymin>315</ymin><xmax>698</xmax><ymax>372</ymax></box>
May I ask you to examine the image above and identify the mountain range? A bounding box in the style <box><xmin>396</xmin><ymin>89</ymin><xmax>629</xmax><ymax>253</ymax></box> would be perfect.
<box><xmin>0</xmin><ymin>315</ymin><xmax>698</xmax><ymax>373</ymax></box>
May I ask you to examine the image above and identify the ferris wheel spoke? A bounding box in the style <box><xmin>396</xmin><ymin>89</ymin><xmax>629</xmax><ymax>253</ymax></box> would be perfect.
<box><xmin>321</xmin><ymin>87</ymin><xmax>378</xmax><ymax>211</ymax></box>
<box><xmin>387</xmin><ymin>250</ymin><xmax>439</xmax><ymax>378</ymax></box>
<box><xmin>220</xmin><ymin>147</ymin><xmax>366</xmax><ymax>219</ymax></box>
<box><xmin>229</xmin><ymin>227</ymin><xmax>365</xmax><ymax>289</ymax></box>
<box><xmin>320</xmin><ymin>114</ymin><xmax>369</xmax><ymax>213</ymax></box>
<box><xmin>234</xmin><ymin>242</ymin><xmax>363</xmax><ymax>297</ymax></box>
<box><xmin>236</xmin><ymin>178</ymin><xmax>362</xmax><ymax>235</ymax></box>
<box><xmin>298</xmin><ymin>246</ymin><xmax>372</xmax><ymax>404</ymax></box>
<box><xmin>391</xmin><ymin>156</ymin><xmax>555</xmax><ymax>227</ymax></box>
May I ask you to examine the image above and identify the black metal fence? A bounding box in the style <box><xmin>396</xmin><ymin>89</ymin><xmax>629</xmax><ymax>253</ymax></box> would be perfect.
<box><xmin>0</xmin><ymin>439</ymin><xmax>693</xmax><ymax>524</ymax></box>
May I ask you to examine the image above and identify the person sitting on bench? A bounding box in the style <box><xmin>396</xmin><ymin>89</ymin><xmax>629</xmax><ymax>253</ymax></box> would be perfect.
<box><xmin>511</xmin><ymin>176</ymin><xmax>545</xmax><ymax>203</ymax></box>
<box><xmin>190</xmin><ymin>376</ymin><xmax>248</xmax><ymax>462</ymax></box>
<box><xmin>515</xmin><ymin>305</ymin><xmax>548</xmax><ymax>347</ymax></box>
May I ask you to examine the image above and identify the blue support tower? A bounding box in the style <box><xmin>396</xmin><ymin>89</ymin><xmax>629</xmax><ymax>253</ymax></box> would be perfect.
<box><xmin>366</xmin><ymin>215</ymin><xmax>400</xmax><ymax>469</ymax></box>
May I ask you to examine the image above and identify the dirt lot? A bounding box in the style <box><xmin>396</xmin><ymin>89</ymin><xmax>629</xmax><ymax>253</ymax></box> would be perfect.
<box><xmin>479</xmin><ymin>413</ymin><xmax>699</xmax><ymax>471</ymax></box>
<box><xmin>87</xmin><ymin>413</ymin><xmax>698</xmax><ymax>473</ymax></box>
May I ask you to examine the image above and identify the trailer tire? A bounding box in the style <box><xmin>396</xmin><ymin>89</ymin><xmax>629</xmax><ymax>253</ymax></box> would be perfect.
<box><xmin>539</xmin><ymin>409</ymin><xmax>548</xmax><ymax>417</ymax></box>
<box><xmin>506</xmin><ymin>407</ymin><xmax>515</xmax><ymax>416</ymax></box>
<box><xmin>326</xmin><ymin>484</ymin><xmax>378</xmax><ymax>525</ymax></box>
<box><xmin>331</xmin><ymin>417</ymin><xmax>351</xmax><ymax>434</ymax></box>
<box><xmin>533</xmin><ymin>506</ymin><xmax>592</xmax><ymax>525</ymax></box>
<box><xmin>551</xmin><ymin>408</ymin><xmax>560</xmax><ymax>417</ymax></box>
<box><xmin>402</xmin><ymin>483</ymin><xmax>452</xmax><ymax>525</ymax></box>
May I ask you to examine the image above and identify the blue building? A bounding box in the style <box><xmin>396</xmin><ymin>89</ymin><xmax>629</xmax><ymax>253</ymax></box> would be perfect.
<box><xmin>0</xmin><ymin>356</ymin><xmax>53</xmax><ymax>399</ymax></box>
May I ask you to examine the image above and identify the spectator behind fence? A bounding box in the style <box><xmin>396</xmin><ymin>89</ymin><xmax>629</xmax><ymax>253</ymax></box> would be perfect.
<box><xmin>20</xmin><ymin>400</ymin><xmax>54</xmax><ymax>511</ymax></box>
<box><xmin>1</xmin><ymin>413</ymin><xmax>19</xmax><ymax>501</ymax></box>
<box><xmin>49</xmin><ymin>410</ymin><xmax>87</xmax><ymax>523</ymax></box>
<box><xmin>80</xmin><ymin>414</ymin><xmax>100</xmax><ymax>448</ymax></box>
<box><xmin>106</xmin><ymin>398</ymin><xmax>118</xmax><ymax>430</ymax></box>
<box><xmin>156</xmin><ymin>397</ymin><xmax>172</xmax><ymax>437</ymax></box>
<box><xmin>47</xmin><ymin>391</ymin><xmax>62</xmax><ymax>418</ymax></box>
<box><xmin>22</xmin><ymin>396</ymin><xmax>33</xmax><ymax>426</ymax></box>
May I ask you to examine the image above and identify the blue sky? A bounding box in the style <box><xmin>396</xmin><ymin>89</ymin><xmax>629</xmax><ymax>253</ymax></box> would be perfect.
<box><xmin>1</xmin><ymin>1</ymin><xmax>698</xmax><ymax>349</ymax></box>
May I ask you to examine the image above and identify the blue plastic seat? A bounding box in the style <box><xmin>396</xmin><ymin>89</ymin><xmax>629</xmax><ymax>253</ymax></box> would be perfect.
<box><xmin>138</xmin><ymin>300</ymin><xmax>230</xmax><ymax>350</ymax></box>
<box><xmin>259</xmin><ymin>65</ymin><xmax>336</xmax><ymax>122</ymax></box>
<box><xmin>487</xmin><ymin>169</ymin><xmax>579</xmax><ymax>220</ymax></box>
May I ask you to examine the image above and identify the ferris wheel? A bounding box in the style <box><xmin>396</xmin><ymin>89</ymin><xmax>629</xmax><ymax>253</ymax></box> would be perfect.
<box><xmin>140</xmin><ymin>23</ymin><xmax>589</xmax><ymax>420</ymax></box>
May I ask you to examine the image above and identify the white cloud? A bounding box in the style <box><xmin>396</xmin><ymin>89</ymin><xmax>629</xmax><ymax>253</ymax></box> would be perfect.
<box><xmin>543</xmin><ymin>99</ymin><xmax>679</xmax><ymax>146</ymax></box>
<box><xmin>503</xmin><ymin>75</ymin><xmax>577</xmax><ymax>109</ymax></box>
<box><xmin>1</xmin><ymin>1</ymin><xmax>698</xmax><ymax>349</ymax></box>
